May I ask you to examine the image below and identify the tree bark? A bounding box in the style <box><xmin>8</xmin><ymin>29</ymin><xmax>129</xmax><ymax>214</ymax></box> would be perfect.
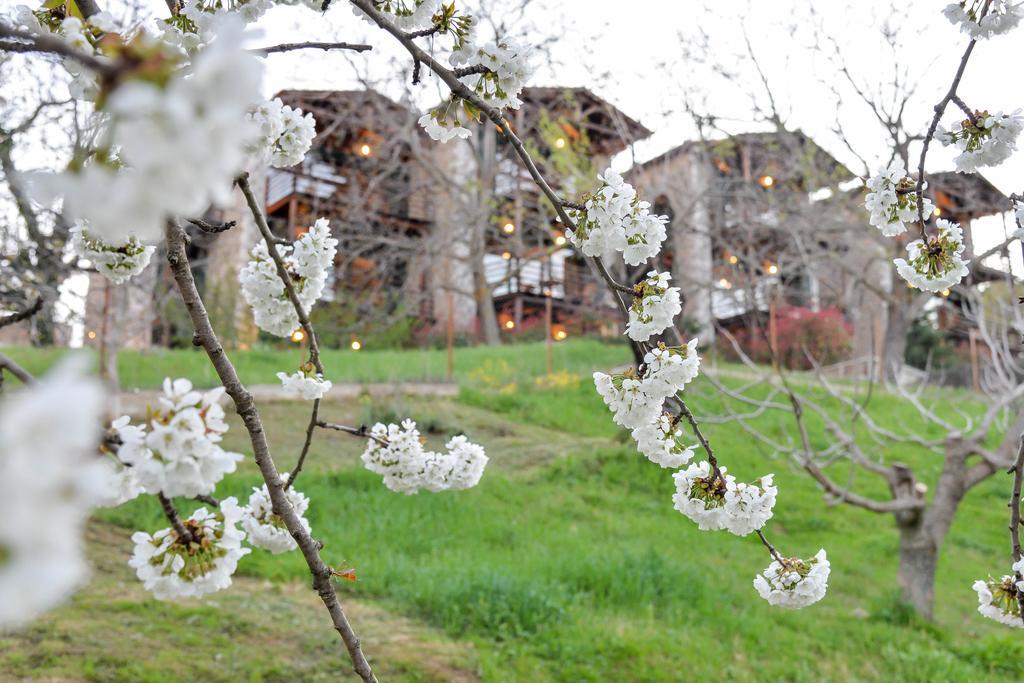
<box><xmin>896</xmin><ymin>521</ymin><xmax>940</xmax><ymax>619</ymax></box>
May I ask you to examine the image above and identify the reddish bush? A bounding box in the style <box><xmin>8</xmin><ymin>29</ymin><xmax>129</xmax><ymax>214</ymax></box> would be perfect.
<box><xmin>716</xmin><ymin>306</ymin><xmax>853</xmax><ymax>370</ymax></box>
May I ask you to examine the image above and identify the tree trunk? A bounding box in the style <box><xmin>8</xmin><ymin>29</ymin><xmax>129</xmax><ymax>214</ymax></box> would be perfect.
<box><xmin>882</xmin><ymin>305</ymin><xmax>910</xmax><ymax>383</ymax></box>
<box><xmin>896</xmin><ymin>521</ymin><xmax>939</xmax><ymax>619</ymax></box>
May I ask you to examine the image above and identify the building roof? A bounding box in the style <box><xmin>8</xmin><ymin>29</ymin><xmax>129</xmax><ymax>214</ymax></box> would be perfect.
<box><xmin>635</xmin><ymin>129</ymin><xmax>855</xmax><ymax>188</ymax></box>
<box><xmin>511</xmin><ymin>87</ymin><xmax>652</xmax><ymax>156</ymax></box>
<box><xmin>928</xmin><ymin>171</ymin><xmax>1008</xmax><ymax>220</ymax></box>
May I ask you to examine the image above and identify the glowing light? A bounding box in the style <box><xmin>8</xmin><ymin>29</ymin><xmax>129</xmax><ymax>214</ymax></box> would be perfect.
<box><xmin>501</xmin><ymin>251</ymin><xmax>512</xmax><ymax>260</ymax></box>
<box><xmin>724</xmin><ymin>251</ymin><xmax>738</xmax><ymax>265</ymax></box>
<box><xmin>554</xmin><ymin>330</ymin><xmax>568</xmax><ymax>341</ymax></box>
<box><xmin>86</xmin><ymin>330</ymin><xmax>97</xmax><ymax>340</ymax></box>
<box><xmin>718</xmin><ymin>278</ymin><xmax>732</xmax><ymax>289</ymax></box>
<box><xmin>504</xmin><ymin>320</ymin><xmax>515</xmax><ymax>329</ymax></box>
<box><xmin>358</xmin><ymin>143</ymin><xmax>372</xmax><ymax>157</ymax></box>
<box><xmin>502</xmin><ymin>221</ymin><xmax>516</xmax><ymax>234</ymax></box>
<box><xmin>758</xmin><ymin>175</ymin><xmax>774</xmax><ymax>188</ymax></box>
<box><xmin>351</xmin><ymin>340</ymin><xmax>362</xmax><ymax>351</ymax></box>
<box><xmin>767</xmin><ymin>263</ymin><xmax>779</xmax><ymax>275</ymax></box>
<box><xmin>933</xmin><ymin>207</ymin><xmax>942</xmax><ymax>217</ymax></box>
<box><xmin>554</xmin><ymin>233</ymin><xmax>567</xmax><ymax>246</ymax></box>
<box><xmin>941</xmin><ymin>289</ymin><xmax>950</xmax><ymax>297</ymax></box>
<box><xmin>291</xmin><ymin>329</ymin><xmax>305</xmax><ymax>343</ymax></box>
<box><xmin>554</xmin><ymin>137</ymin><xmax>566</xmax><ymax>149</ymax></box>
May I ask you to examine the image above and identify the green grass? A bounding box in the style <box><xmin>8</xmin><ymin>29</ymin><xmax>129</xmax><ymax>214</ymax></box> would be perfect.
<box><xmin>0</xmin><ymin>339</ymin><xmax>632</xmax><ymax>389</ymax></box>
<box><xmin>3</xmin><ymin>346</ymin><xmax>1021</xmax><ymax>681</ymax></box>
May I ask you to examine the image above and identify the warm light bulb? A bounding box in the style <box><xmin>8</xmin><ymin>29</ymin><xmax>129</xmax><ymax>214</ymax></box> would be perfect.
<box><xmin>554</xmin><ymin>137</ymin><xmax>566</xmax><ymax>149</ymax></box>
<box><xmin>759</xmin><ymin>175</ymin><xmax>774</xmax><ymax>188</ymax></box>
<box><xmin>351</xmin><ymin>340</ymin><xmax>362</xmax><ymax>350</ymax></box>
<box><xmin>941</xmin><ymin>289</ymin><xmax>950</xmax><ymax>297</ymax></box>
<box><xmin>291</xmin><ymin>329</ymin><xmax>305</xmax><ymax>343</ymax></box>
<box><xmin>501</xmin><ymin>251</ymin><xmax>512</xmax><ymax>260</ymax></box>
<box><xmin>358</xmin><ymin>143</ymin><xmax>372</xmax><ymax>157</ymax></box>
<box><xmin>86</xmin><ymin>330</ymin><xmax>97</xmax><ymax>340</ymax></box>
<box><xmin>933</xmin><ymin>207</ymin><xmax>941</xmax><ymax>217</ymax></box>
<box><xmin>767</xmin><ymin>264</ymin><xmax>779</xmax><ymax>275</ymax></box>
<box><xmin>719</xmin><ymin>278</ymin><xmax>732</xmax><ymax>289</ymax></box>
<box><xmin>502</xmin><ymin>222</ymin><xmax>516</xmax><ymax>234</ymax></box>
<box><xmin>554</xmin><ymin>330</ymin><xmax>567</xmax><ymax>341</ymax></box>
<box><xmin>554</xmin><ymin>234</ymin><xmax>567</xmax><ymax>246</ymax></box>
<box><xmin>727</xmin><ymin>254</ymin><xmax>738</xmax><ymax>265</ymax></box>
<box><xmin>504</xmin><ymin>320</ymin><xmax>515</xmax><ymax>329</ymax></box>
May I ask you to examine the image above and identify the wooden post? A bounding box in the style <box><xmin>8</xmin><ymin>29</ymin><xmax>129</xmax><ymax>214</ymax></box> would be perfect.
<box><xmin>969</xmin><ymin>329</ymin><xmax>980</xmax><ymax>393</ymax></box>
<box><xmin>545</xmin><ymin>291</ymin><xmax>553</xmax><ymax>375</ymax></box>
<box><xmin>446</xmin><ymin>290</ymin><xmax>455</xmax><ymax>382</ymax></box>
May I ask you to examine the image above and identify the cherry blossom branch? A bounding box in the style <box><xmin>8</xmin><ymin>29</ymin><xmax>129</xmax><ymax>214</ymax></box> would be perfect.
<box><xmin>235</xmin><ymin>173</ymin><xmax>324</xmax><ymax>490</ymax></box>
<box><xmin>1008</xmin><ymin>433</ymin><xmax>1024</xmax><ymax>624</ymax></box>
<box><xmin>0</xmin><ymin>351</ymin><xmax>37</xmax><ymax>386</ymax></box>
<box><xmin>186</xmin><ymin>217</ymin><xmax>236</xmax><ymax>234</ymax></box>
<box><xmin>317</xmin><ymin>420</ymin><xmax>388</xmax><ymax>446</ymax></box>
<box><xmin>253</xmin><ymin>41</ymin><xmax>372</xmax><ymax>55</ymax></box>
<box><xmin>157</xmin><ymin>492</ymin><xmax>194</xmax><ymax>544</ymax></box>
<box><xmin>0</xmin><ymin>25</ymin><xmax>119</xmax><ymax>78</ymax></box>
<box><xmin>164</xmin><ymin>222</ymin><xmax>377</xmax><ymax>683</ymax></box>
<box><xmin>913</xmin><ymin>0</ymin><xmax>990</xmax><ymax>238</ymax></box>
<box><xmin>0</xmin><ymin>296</ymin><xmax>43</xmax><ymax>329</ymax></box>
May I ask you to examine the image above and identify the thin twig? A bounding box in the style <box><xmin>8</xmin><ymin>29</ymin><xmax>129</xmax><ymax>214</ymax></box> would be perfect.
<box><xmin>158</xmin><ymin>493</ymin><xmax>194</xmax><ymax>545</ymax></box>
<box><xmin>1008</xmin><ymin>433</ymin><xmax>1024</xmax><ymax>624</ymax></box>
<box><xmin>0</xmin><ymin>25</ymin><xmax>119</xmax><ymax>78</ymax></box>
<box><xmin>253</xmin><ymin>41</ymin><xmax>372</xmax><ymax>55</ymax></box>
<box><xmin>0</xmin><ymin>296</ymin><xmax>43</xmax><ymax>329</ymax></box>
<box><xmin>187</xmin><ymin>218</ymin><xmax>236</xmax><ymax>234</ymax></box>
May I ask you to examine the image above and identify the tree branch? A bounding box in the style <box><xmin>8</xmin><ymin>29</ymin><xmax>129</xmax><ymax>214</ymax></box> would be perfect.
<box><xmin>253</xmin><ymin>41</ymin><xmax>372</xmax><ymax>55</ymax></box>
<box><xmin>164</xmin><ymin>222</ymin><xmax>376</xmax><ymax>683</ymax></box>
<box><xmin>0</xmin><ymin>351</ymin><xmax>36</xmax><ymax>385</ymax></box>
<box><xmin>0</xmin><ymin>296</ymin><xmax>43</xmax><ymax>330</ymax></box>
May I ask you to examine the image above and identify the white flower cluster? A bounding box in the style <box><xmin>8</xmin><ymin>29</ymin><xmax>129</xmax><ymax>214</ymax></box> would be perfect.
<box><xmin>33</xmin><ymin>17</ymin><xmax>262</xmax><ymax>244</ymax></box>
<box><xmin>277</xmin><ymin>368</ymin><xmax>333</xmax><ymax>400</ymax></box>
<box><xmin>893</xmin><ymin>219</ymin><xmax>970</xmax><ymax>292</ymax></box>
<box><xmin>11</xmin><ymin>8</ymin><xmax>115</xmax><ymax>100</ymax></box>
<box><xmin>71</xmin><ymin>225</ymin><xmax>155</xmax><ymax>284</ymax></box>
<box><xmin>972</xmin><ymin>561</ymin><xmax>1024</xmax><ymax>627</ymax></box>
<box><xmin>593</xmin><ymin>340</ymin><xmax>701</xmax><ymax>430</ymax></box>
<box><xmin>113</xmin><ymin>378</ymin><xmax>243</xmax><ymax>498</ymax></box>
<box><xmin>943</xmin><ymin>1</ymin><xmax>1024</xmax><ymax>39</ymax></box>
<box><xmin>754</xmin><ymin>549</ymin><xmax>830</xmax><ymax>609</ymax></box>
<box><xmin>248</xmin><ymin>98</ymin><xmax>317</xmax><ymax>168</ymax></box>
<box><xmin>361</xmin><ymin>420</ymin><xmax>489</xmax><ymax>494</ymax></box>
<box><xmin>418</xmin><ymin>109</ymin><xmax>474</xmax><ymax>143</ymax></box>
<box><xmin>631</xmin><ymin>413</ymin><xmax>695</xmax><ymax>469</ymax></box>
<box><xmin>672</xmin><ymin>461</ymin><xmax>777</xmax><ymax>536</ymax></box>
<box><xmin>0</xmin><ymin>361</ymin><xmax>106</xmax><ymax>628</ymax></box>
<box><xmin>451</xmin><ymin>37</ymin><xmax>535</xmax><ymax>111</ymax></box>
<box><xmin>239</xmin><ymin>218</ymin><xmax>338</xmax><ymax>337</ymax></box>
<box><xmin>863</xmin><ymin>161</ymin><xmax>936</xmax><ymax>236</ymax></box>
<box><xmin>129</xmin><ymin>498</ymin><xmax>250</xmax><ymax>600</ymax></box>
<box><xmin>241</xmin><ymin>479</ymin><xmax>311</xmax><ymax>554</ymax></box>
<box><xmin>354</xmin><ymin>0</ymin><xmax>441</xmax><ymax>31</ymax></box>
<box><xmin>95</xmin><ymin>417</ymin><xmax>146</xmax><ymax>508</ymax></box>
<box><xmin>938</xmin><ymin>109</ymin><xmax>1024</xmax><ymax>172</ymax></box>
<box><xmin>567</xmin><ymin>169</ymin><xmax>668</xmax><ymax>265</ymax></box>
<box><xmin>626</xmin><ymin>270</ymin><xmax>682</xmax><ymax>342</ymax></box>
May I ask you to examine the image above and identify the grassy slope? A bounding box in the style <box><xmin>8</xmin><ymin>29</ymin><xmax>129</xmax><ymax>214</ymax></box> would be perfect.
<box><xmin>0</xmin><ymin>339</ymin><xmax>632</xmax><ymax>389</ymax></box>
<box><xmin>3</xmin><ymin>342</ymin><xmax>1023</xmax><ymax>681</ymax></box>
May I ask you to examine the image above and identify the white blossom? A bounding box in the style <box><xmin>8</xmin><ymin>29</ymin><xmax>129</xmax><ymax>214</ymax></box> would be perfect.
<box><xmin>129</xmin><ymin>498</ymin><xmax>250</xmax><ymax>600</ymax></box>
<box><xmin>32</xmin><ymin>17</ymin><xmax>263</xmax><ymax>243</ymax></box>
<box><xmin>672</xmin><ymin>461</ymin><xmax>775</xmax><ymax>535</ymax></box>
<box><xmin>116</xmin><ymin>379</ymin><xmax>242</xmax><ymax>498</ymax></box>
<box><xmin>241</xmin><ymin>478</ymin><xmax>310</xmax><ymax>554</ymax></box>
<box><xmin>451</xmin><ymin>36</ymin><xmax>535</xmax><ymax>110</ymax></box>
<box><xmin>593</xmin><ymin>371</ymin><xmax>663</xmax><ymax>430</ymax></box>
<box><xmin>239</xmin><ymin>218</ymin><xmax>338</xmax><ymax>337</ymax></box>
<box><xmin>943</xmin><ymin>1</ymin><xmax>1024</xmax><ymax>39</ymax></box>
<box><xmin>0</xmin><ymin>360</ymin><xmax>106</xmax><ymax>629</ymax></box>
<box><xmin>71</xmin><ymin>225</ymin><xmax>155</xmax><ymax>284</ymax></box>
<box><xmin>754</xmin><ymin>549</ymin><xmax>830</xmax><ymax>609</ymax></box>
<box><xmin>627</xmin><ymin>271</ymin><xmax>682</xmax><ymax>341</ymax></box>
<box><xmin>641</xmin><ymin>340</ymin><xmax>701</xmax><ymax>400</ymax></box>
<box><xmin>863</xmin><ymin>161</ymin><xmax>936</xmax><ymax>236</ymax></box>
<box><xmin>567</xmin><ymin>169</ymin><xmax>667</xmax><ymax>264</ymax></box>
<box><xmin>631</xmin><ymin>412</ymin><xmax>695</xmax><ymax>469</ymax></box>
<box><xmin>893</xmin><ymin>219</ymin><xmax>970</xmax><ymax>292</ymax></box>
<box><xmin>248</xmin><ymin>98</ymin><xmax>317</xmax><ymax>168</ymax></box>
<box><xmin>722</xmin><ymin>474</ymin><xmax>777</xmax><ymax>536</ymax></box>
<box><xmin>361</xmin><ymin>420</ymin><xmax>489</xmax><ymax>494</ymax></box>
<box><xmin>938</xmin><ymin>109</ymin><xmax>1024</xmax><ymax>172</ymax></box>
<box><xmin>353</xmin><ymin>0</ymin><xmax>441</xmax><ymax>32</ymax></box>
<box><xmin>277</xmin><ymin>368</ymin><xmax>332</xmax><ymax>400</ymax></box>
<box><xmin>418</xmin><ymin>110</ymin><xmax>473</xmax><ymax>142</ymax></box>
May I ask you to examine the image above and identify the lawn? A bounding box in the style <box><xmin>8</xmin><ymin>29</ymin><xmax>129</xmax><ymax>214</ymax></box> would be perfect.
<box><xmin>2</xmin><ymin>342</ymin><xmax>1022</xmax><ymax>681</ymax></box>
